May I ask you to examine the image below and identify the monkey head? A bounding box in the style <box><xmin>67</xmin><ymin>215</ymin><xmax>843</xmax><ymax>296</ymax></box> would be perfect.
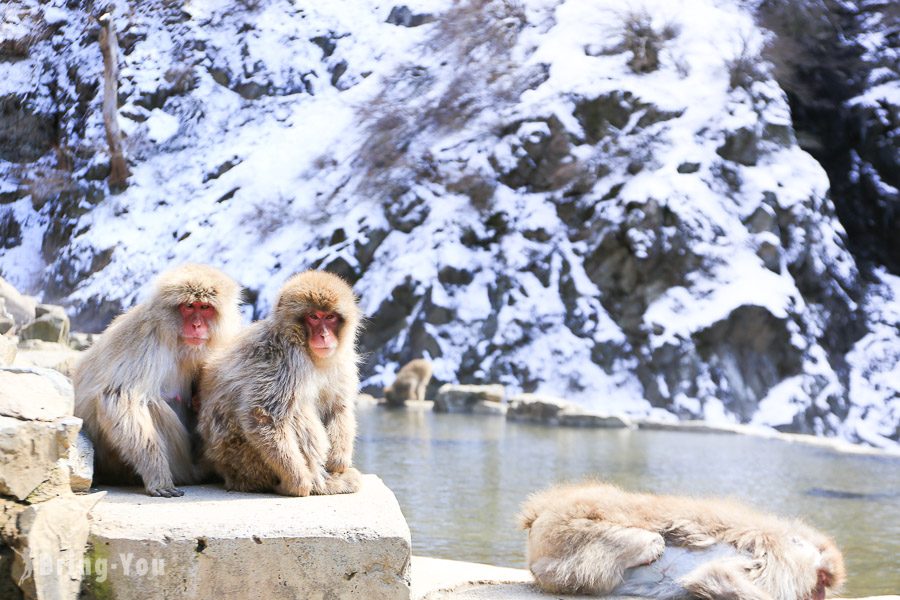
<box><xmin>153</xmin><ymin>263</ymin><xmax>242</xmax><ymax>350</ymax></box>
<box><xmin>274</xmin><ymin>270</ymin><xmax>361</xmax><ymax>362</ymax></box>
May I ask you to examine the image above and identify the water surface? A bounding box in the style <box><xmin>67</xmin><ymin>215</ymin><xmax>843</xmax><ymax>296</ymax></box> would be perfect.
<box><xmin>354</xmin><ymin>406</ymin><xmax>900</xmax><ymax>597</ymax></box>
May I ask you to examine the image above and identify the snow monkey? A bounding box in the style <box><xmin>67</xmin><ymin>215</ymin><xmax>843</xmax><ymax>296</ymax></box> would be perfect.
<box><xmin>74</xmin><ymin>263</ymin><xmax>242</xmax><ymax>497</ymax></box>
<box><xmin>384</xmin><ymin>357</ymin><xmax>433</xmax><ymax>406</ymax></box>
<box><xmin>519</xmin><ymin>481</ymin><xmax>845</xmax><ymax>600</ymax></box>
<box><xmin>198</xmin><ymin>270</ymin><xmax>363</xmax><ymax>496</ymax></box>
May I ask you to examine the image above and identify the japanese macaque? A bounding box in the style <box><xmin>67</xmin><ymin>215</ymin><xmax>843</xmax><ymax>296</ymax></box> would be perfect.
<box><xmin>74</xmin><ymin>264</ymin><xmax>242</xmax><ymax>497</ymax></box>
<box><xmin>384</xmin><ymin>358</ymin><xmax>433</xmax><ymax>406</ymax></box>
<box><xmin>198</xmin><ymin>270</ymin><xmax>362</xmax><ymax>496</ymax></box>
<box><xmin>518</xmin><ymin>481</ymin><xmax>845</xmax><ymax>600</ymax></box>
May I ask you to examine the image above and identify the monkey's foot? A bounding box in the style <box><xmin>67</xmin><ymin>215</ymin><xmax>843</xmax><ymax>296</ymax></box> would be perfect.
<box><xmin>321</xmin><ymin>467</ymin><xmax>362</xmax><ymax>494</ymax></box>
<box><xmin>325</xmin><ymin>457</ymin><xmax>351</xmax><ymax>474</ymax></box>
<box><xmin>147</xmin><ymin>486</ymin><xmax>185</xmax><ymax>498</ymax></box>
<box><xmin>275</xmin><ymin>478</ymin><xmax>314</xmax><ymax>497</ymax></box>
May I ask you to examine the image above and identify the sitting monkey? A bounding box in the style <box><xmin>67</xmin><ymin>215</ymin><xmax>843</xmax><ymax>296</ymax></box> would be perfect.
<box><xmin>519</xmin><ymin>481</ymin><xmax>845</xmax><ymax>600</ymax></box>
<box><xmin>384</xmin><ymin>358</ymin><xmax>433</xmax><ymax>406</ymax></box>
<box><xmin>74</xmin><ymin>263</ymin><xmax>241</xmax><ymax>497</ymax></box>
<box><xmin>199</xmin><ymin>270</ymin><xmax>362</xmax><ymax>496</ymax></box>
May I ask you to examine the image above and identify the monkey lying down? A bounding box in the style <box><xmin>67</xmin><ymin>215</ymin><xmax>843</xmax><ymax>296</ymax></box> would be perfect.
<box><xmin>519</xmin><ymin>482</ymin><xmax>845</xmax><ymax>600</ymax></box>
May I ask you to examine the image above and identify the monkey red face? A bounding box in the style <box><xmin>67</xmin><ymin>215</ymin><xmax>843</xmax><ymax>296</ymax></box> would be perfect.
<box><xmin>179</xmin><ymin>302</ymin><xmax>216</xmax><ymax>346</ymax></box>
<box><xmin>305</xmin><ymin>311</ymin><xmax>341</xmax><ymax>358</ymax></box>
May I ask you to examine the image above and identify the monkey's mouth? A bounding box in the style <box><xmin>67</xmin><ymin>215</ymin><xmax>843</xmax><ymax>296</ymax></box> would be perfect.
<box><xmin>309</xmin><ymin>344</ymin><xmax>337</xmax><ymax>358</ymax></box>
<box><xmin>182</xmin><ymin>336</ymin><xmax>209</xmax><ymax>346</ymax></box>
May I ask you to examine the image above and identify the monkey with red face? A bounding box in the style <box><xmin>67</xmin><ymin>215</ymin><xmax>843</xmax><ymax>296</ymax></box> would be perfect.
<box><xmin>198</xmin><ymin>270</ymin><xmax>362</xmax><ymax>496</ymax></box>
<box><xmin>74</xmin><ymin>264</ymin><xmax>242</xmax><ymax>497</ymax></box>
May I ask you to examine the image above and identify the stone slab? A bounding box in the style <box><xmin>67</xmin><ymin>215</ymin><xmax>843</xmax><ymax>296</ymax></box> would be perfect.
<box><xmin>409</xmin><ymin>557</ymin><xmax>896</xmax><ymax>600</ymax></box>
<box><xmin>84</xmin><ymin>474</ymin><xmax>411</xmax><ymax>599</ymax></box>
<box><xmin>411</xmin><ymin>556</ymin><xmax>531</xmax><ymax>599</ymax></box>
<box><xmin>0</xmin><ymin>366</ymin><xmax>74</xmax><ymax>421</ymax></box>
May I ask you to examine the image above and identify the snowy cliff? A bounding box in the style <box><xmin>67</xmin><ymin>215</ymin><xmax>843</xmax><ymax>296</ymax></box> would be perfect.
<box><xmin>1</xmin><ymin>0</ymin><xmax>897</xmax><ymax>448</ymax></box>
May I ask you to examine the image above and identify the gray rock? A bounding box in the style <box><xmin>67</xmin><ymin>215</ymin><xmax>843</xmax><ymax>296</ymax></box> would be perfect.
<box><xmin>14</xmin><ymin>340</ymin><xmax>82</xmax><ymax>377</ymax></box>
<box><xmin>558</xmin><ymin>411</ymin><xmax>632</xmax><ymax>428</ymax></box>
<box><xmin>716</xmin><ymin>126</ymin><xmax>760</xmax><ymax>166</ymax></box>
<box><xmin>0</xmin><ymin>277</ymin><xmax>36</xmax><ymax>327</ymax></box>
<box><xmin>68</xmin><ymin>432</ymin><xmax>94</xmax><ymax>493</ymax></box>
<box><xmin>386</xmin><ymin>5</ymin><xmax>435</xmax><ymax>27</ymax></box>
<box><xmin>756</xmin><ymin>238</ymin><xmax>781</xmax><ymax>273</ymax></box>
<box><xmin>435</xmin><ymin>384</ymin><xmax>505</xmax><ymax>413</ymax></box>
<box><xmin>0</xmin><ymin>415</ymin><xmax>80</xmax><ymax>501</ymax></box>
<box><xmin>471</xmin><ymin>401</ymin><xmax>508</xmax><ymax>416</ymax></box>
<box><xmin>508</xmin><ymin>394</ymin><xmax>631</xmax><ymax>428</ymax></box>
<box><xmin>744</xmin><ymin>202</ymin><xmax>779</xmax><ymax>235</ymax></box>
<box><xmin>83</xmin><ymin>476</ymin><xmax>411</xmax><ymax>600</ymax></box>
<box><xmin>68</xmin><ymin>332</ymin><xmax>97</xmax><ymax>351</ymax></box>
<box><xmin>19</xmin><ymin>304</ymin><xmax>70</xmax><ymax>344</ymax></box>
<box><xmin>0</xmin><ymin>366</ymin><xmax>74</xmax><ymax>421</ymax></box>
<box><xmin>11</xmin><ymin>492</ymin><xmax>106</xmax><ymax>600</ymax></box>
<box><xmin>507</xmin><ymin>393</ymin><xmax>572</xmax><ymax>424</ymax></box>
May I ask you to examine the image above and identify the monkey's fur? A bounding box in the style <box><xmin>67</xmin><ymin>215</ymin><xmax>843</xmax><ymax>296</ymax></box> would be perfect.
<box><xmin>74</xmin><ymin>263</ymin><xmax>242</xmax><ymax>497</ymax></box>
<box><xmin>199</xmin><ymin>270</ymin><xmax>363</xmax><ymax>496</ymax></box>
<box><xmin>384</xmin><ymin>358</ymin><xmax>433</xmax><ymax>406</ymax></box>
<box><xmin>519</xmin><ymin>481</ymin><xmax>845</xmax><ymax>600</ymax></box>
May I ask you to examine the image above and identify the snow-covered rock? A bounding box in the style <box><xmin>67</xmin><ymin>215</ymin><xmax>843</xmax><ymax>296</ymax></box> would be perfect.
<box><xmin>0</xmin><ymin>0</ymin><xmax>897</xmax><ymax>448</ymax></box>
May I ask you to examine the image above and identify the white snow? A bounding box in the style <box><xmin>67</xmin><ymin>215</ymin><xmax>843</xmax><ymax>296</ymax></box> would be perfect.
<box><xmin>1</xmin><ymin>0</ymin><xmax>897</xmax><ymax>449</ymax></box>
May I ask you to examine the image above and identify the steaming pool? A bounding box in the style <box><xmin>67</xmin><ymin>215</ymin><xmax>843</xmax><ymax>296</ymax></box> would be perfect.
<box><xmin>354</xmin><ymin>405</ymin><xmax>900</xmax><ymax>596</ymax></box>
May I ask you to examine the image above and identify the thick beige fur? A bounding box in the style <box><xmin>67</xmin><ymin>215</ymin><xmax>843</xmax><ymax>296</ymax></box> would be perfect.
<box><xmin>384</xmin><ymin>358</ymin><xmax>433</xmax><ymax>405</ymax></box>
<box><xmin>74</xmin><ymin>263</ymin><xmax>242</xmax><ymax>497</ymax></box>
<box><xmin>518</xmin><ymin>481</ymin><xmax>845</xmax><ymax>600</ymax></box>
<box><xmin>198</xmin><ymin>270</ymin><xmax>363</xmax><ymax>496</ymax></box>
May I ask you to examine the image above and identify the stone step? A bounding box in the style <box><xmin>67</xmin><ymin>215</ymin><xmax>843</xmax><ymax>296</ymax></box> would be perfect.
<box><xmin>84</xmin><ymin>475</ymin><xmax>411</xmax><ymax>599</ymax></box>
<box><xmin>409</xmin><ymin>557</ymin><xmax>899</xmax><ymax>600</ymax></box>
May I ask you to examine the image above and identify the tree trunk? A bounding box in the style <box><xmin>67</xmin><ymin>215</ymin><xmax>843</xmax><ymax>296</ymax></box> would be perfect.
<box><xmin>98</xmin><ymin>11</ymin><xmax>129</xmax><ymax>193</ymax></box>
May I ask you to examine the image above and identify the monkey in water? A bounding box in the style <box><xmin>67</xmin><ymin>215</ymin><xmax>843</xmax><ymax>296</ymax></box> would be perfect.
<box><xmin>199</xmin><ymin>270</ymin><xmax>363</xmax><ymax>496</ymax></box>
<box><xmin>74</xmin><ymin>263</ymin><xmax>242</xmax><ymax>497</ymax></box>
<box><xmin>384</xmin><ymin>358</ymin><xmax>433</xmax><ymax>406</ymax></box>
<box><xmin>519</xmin><ymin>481</ymin><xmax>845</xmax><ymax>600</ymax></box>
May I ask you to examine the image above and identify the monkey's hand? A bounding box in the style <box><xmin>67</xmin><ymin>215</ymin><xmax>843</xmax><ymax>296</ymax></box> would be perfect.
<box><xmin>147</xmin><ymin>485</ymin><xmax>185</xmax><ymax>498</ymax></box>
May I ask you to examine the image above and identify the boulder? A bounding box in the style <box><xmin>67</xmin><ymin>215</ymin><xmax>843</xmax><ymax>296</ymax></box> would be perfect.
<box><xmin>558</xmin><ymin>411</ymin><xmax>632</xmax><ymax>428</ymax></box>
<box><xmin>14</xmin><ymin>340</ymin><xmax>82</xmax><ymax>377</ymax></box>
<box><xmin>507</xmin><ymin>394</ymin><xmax>631</xmax><ymax>428</ymax></box>
<box><xmin>0</xmin><ymin>277</ymin><xmax>36</xmax><ymax>327</ymax></box>
<box><xmin>434</xmin><ymin>384</ymin><xmax>505</xmax><ymax>413</ymax></box>
<box><xmin>10</xmin><ymin>492</ymin><xmax>106</xmax><ymax>600</ymax></box>
<box><xmin>68</xmin><ymin>332</ymin><xmax>97</xmax><ymax>351</ymax></box>
<box><xmin>506</xmin><ymin>393</ymin><xmax>572</xmax><ymax>424</ymax></box>
<box><xmin>0</xmin><ymin>366</ymin><xmax>74</xmax><ymax>421</ymax></box>
<box><xmin>83</xmin><ymin>475</ymin><xmax>411</xmax><ymax>599</ymax></box>
<box><xmin>18</xmin><ymin>304</ymin><xmax>70</xmax><ymax>344</ymax></box>
<box><xmin>0</xmin><ymin>416</ymin><xmax>81</xmax><ymax>501</ymax></box>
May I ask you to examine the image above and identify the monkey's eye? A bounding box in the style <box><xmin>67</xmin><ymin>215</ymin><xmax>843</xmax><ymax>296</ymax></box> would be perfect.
<box><xmin>307</xmin><ymin>314</ymin><xmax>321</xmax><ymax>322</ymax></box>
<box><xmin>200</xmin><ymin>304</ymin><xmax>211</xmax><ymax>310</ymax></box>
<box><xmin>325</xmin><ymin>314</ymin><xmax>337</xmax><ymax>322</ymax></box>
